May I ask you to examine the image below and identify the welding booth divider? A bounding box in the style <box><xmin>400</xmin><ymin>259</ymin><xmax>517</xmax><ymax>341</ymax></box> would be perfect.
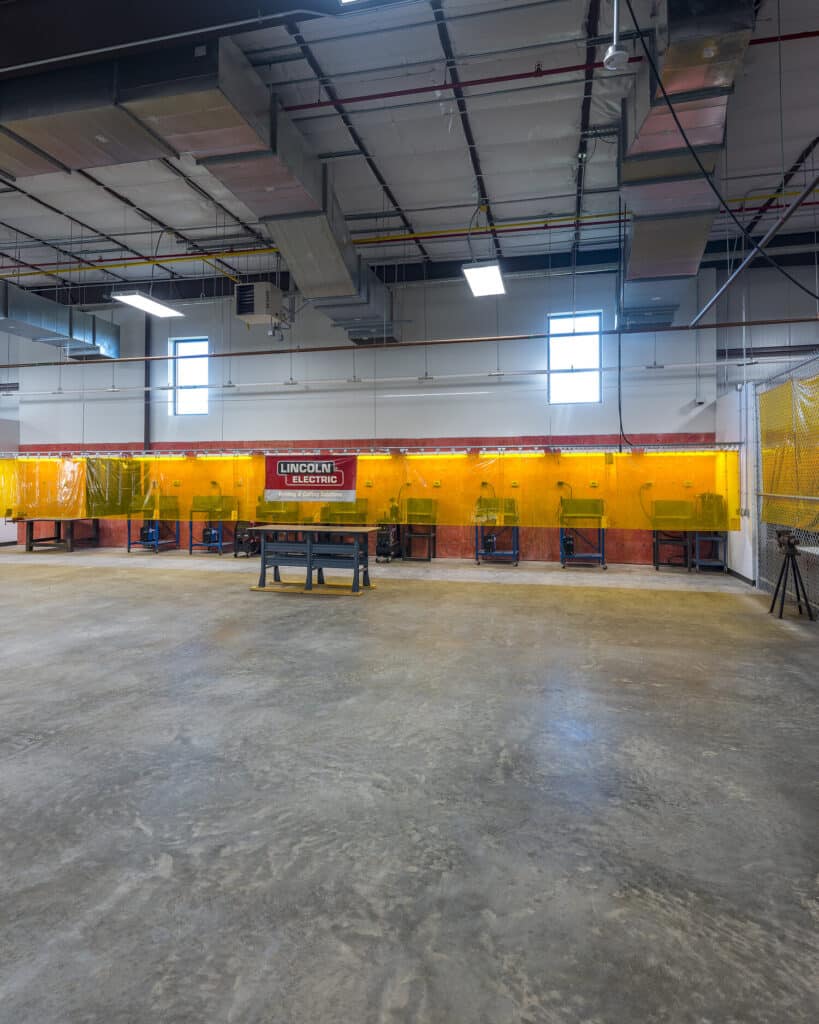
<box><xmin>759</xmin><ymin>372</ymin><xmax>819</xmax><ymax>531</ymax></box>
<box><xmin>0</xmin><ymin>450</ymin><xmax>742</xmax><ymax>532</ymax></box>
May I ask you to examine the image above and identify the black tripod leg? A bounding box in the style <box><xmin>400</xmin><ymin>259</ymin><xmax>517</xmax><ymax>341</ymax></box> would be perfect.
<box><xmin>793</xmin><ymin>557</ymin><xmax>804</xmax><ymax>616</ymax></box>
<box><xmin>770</xmin><ymin>555</ymin><xmax>787</xmax><ymax>614</ymax></box>
<box><xmin>778</xmin><ymin>557</ymin><xmax>790</xmax><ymax>619</ymax></box>
<box><xmin>793</xmin><ymin>560</ymin><xmax>815</xmax><ymax>621</ymax></box>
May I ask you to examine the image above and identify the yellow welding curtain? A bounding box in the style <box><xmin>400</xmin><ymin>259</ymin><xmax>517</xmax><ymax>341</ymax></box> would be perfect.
<box><xmin>85</xmin><ymin>456</ymin><xmax>256</xmax><ymax>520</ymax></box>
<box><xmin>15</xmin><ymin>458</ymin><xmax>86</xmax><ymax>519</ymax></box>
<box><xmin>759</xmin><ymin>375</ymin><xmax>819</xmax><ymax>530</ymax></box>
<box><xmin>357</xmin><ymin>450</ymin><xmax>739</xmax><ymax>530</ymax></box>
<box><xmin>0</xmin><ymin>458</ymin><xmax>18</xmax><ymax>519</ymax></box>
<box><xmin>3</xmin><ymin>450</ymin><xmax>741</xmax><ymax>530</ymax></box>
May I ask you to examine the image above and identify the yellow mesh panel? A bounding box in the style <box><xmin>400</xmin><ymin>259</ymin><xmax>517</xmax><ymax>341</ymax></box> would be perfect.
<box><xmin>760</xmin><ymin>375</ymin><xmax>819</xmax><ymax>530</ymax></box>
<box><xmin>4</xmin><ymin>451</ymin><xmax>741</xmax><ymax>530</ymax></box>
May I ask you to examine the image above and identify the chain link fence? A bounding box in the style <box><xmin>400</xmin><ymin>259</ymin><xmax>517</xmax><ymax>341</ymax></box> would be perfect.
<box><xmin>756</xmin><ymin>354</ymin><xmax>819</xmax><ymax>613</ymax></box>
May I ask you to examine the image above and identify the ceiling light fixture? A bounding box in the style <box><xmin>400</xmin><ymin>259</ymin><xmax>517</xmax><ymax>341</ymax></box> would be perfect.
<box><xmin>462</xmin><ymin>261</ymin><xmax>505</xmax><ymax>297</ymax></box>
<box><xmin>112</xmin><ymin>292</ymin><xmax>185</xmax><ymax>318</ymax></box>
<box><xmin>603</xmin><ymin>0</ymin><xmax>629</xmax><ymax>71</ymax></box>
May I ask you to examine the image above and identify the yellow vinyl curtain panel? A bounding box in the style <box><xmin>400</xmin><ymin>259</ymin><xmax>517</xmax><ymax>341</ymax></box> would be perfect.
<box><xmin>0</xmin><ymin>457</ymin><xmax>18</xmax><ymax>519</ymax></box>
<box><xmin>4</xmin><ymin>450</ymin><xmax>741</xmax><ymax>530</ymax></box>
<box><xmin>759</xmin><ymin>374</ymin><xmax>819</xmax><ymax>529</ymax></box>
<box><xmin>15</xmin><ymin>457</ymin><xmax>86</xmax><ymax>519</ymax></box>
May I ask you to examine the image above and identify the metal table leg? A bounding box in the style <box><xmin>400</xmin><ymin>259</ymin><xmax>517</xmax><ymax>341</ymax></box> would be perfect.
<box><xmin>258</xmin><ymin>532</ymin><xmax>267</xmax><ymax>588</ymax></box>
<box><xmin>352</xmin><ymin>536</ymin><xmax>361</xmax><ymax>593</ymax></box>
<box><xmin>305</xmin><ymin>533</ymin><xmax>313</xmax><ymax>591</ymax></box>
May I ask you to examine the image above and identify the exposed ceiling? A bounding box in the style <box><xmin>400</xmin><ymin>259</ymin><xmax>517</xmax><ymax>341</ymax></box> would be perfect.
<box><xmin>0</xmin><ymin>0</ymin><xmax>816</xmax><ymax>305</ymax></box>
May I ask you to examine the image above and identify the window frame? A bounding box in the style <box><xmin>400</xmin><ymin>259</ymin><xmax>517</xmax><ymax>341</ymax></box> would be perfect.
<box><xmin>170</xmin><ymin>337</ymin><xmax>209</xmax><ymax>416</ymax></box>
<box><xmin>547</xmin><ymin>311</ymin><xmax>603</xmax><ymax>405</ymax></box>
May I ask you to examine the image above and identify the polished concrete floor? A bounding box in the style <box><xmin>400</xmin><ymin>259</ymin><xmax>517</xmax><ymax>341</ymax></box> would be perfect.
<box><xmin>0</xmin><ymin>554</ymin><xmax>816</xmax><ymax>1023</ymax></box>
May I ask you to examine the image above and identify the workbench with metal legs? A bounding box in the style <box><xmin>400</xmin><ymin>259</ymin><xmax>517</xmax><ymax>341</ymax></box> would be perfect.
<box><xmin>23</xmin><ymin>518</ymin><xmax>100</xmax><ymax>552</ymax></box>
<box><xmin>188</xmin><ymin>519</ymin><xmax>234</xmax><ymax>555</ymax></box>
<box><xmin>126</xmin><ymin>519</ymin><xmax>180</xmax><ymax>553</ymax></box>
<box><xmin>252</xmin><ymin>525</ymin><xmax>377</xmax><ymax>593</ymax></box>
<box><xmin>474</xmin><ymin>524</ymin><xmax>520</xmax><ymax>564</ymax></box>
<box><xmin>652</xmin><ymin>530</ymin><xmax>691</xmax><ymax>570</ymax></box>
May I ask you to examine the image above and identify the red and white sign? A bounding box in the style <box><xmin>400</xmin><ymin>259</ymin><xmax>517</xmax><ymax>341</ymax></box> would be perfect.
<box><xmin>264</xmin><ymin>455</ymin><xmax>358</xmax><ymax>503</ymax></box>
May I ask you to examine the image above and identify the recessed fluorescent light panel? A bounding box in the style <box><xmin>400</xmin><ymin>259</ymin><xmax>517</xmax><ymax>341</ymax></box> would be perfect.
<box><xmin>462</xmin><ymin>261</ymin><xmax>505</xmax><ymax>297</ymax></box>
<box><xmin>112</xmin><ymin>292</ymin><xmax>185</xmax><ymax>318</ymax></box>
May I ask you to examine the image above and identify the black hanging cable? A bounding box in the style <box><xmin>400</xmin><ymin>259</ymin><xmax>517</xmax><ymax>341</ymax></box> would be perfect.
<box><xmin>616</xmin><ymin>195</ymin><xmax>634</xmax><ymax>449</ymax></box>
<box><xmin>623</xmin><ymin>0</ymin><xmax>819</xmax><ymax>304</ymax></box>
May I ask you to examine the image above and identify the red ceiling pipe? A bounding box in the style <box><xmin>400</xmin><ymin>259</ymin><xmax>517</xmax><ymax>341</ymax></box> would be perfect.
<box><xmin>283</xmin><ymin>28</ymin><xmax>819</xmax><ymax>114</ymax></box>
<box><xmin>283</xmin><ymin>56</ymin><xmax>644</xmax><ymax>112</ymax></box>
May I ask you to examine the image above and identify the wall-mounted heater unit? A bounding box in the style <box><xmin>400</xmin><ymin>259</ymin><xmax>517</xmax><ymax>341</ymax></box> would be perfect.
<box><xmin>235</xmin><ymin>283</ymin><xmax>285</xmax><ymax>326</ymax></box>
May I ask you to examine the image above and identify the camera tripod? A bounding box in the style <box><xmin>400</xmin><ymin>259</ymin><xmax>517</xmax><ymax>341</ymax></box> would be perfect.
<box><xmin>769</xmin><ymin>545</ymin><xmax>815</xmax><ymax>621</ymax></box>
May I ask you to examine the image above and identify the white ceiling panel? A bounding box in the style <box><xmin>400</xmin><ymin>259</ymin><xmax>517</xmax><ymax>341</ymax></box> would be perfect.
<box><xmin>447</xmin><ymin>0</ymin><xmax>584</xmax><ymax>54</ymax></box>
<box><xmin>0</xmin><ymin>0</ymin><xmax>815</xmax><ymax>293</ymax></box>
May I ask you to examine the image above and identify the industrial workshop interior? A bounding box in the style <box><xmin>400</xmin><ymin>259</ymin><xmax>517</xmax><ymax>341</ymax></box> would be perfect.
<box><xmin>1</xmin><ymin>0</ymin><xmax>817</xmax><ymax>1020</ymax></box>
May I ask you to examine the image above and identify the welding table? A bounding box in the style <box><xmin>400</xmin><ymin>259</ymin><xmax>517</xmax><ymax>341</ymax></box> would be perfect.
<box><xmin>188</xmin><ymin>496</ymin><xmax>238</xmax><ymax>555</ymax></box>
<box><xmin>251</xmin><ymin>525</ymin><xmax>377</xmax><ymax>593</ymax></box>
<box><xmin>23</xmin><ymin>518</ymin><xmax>100</xmax><ymax>552</ymax></box>
<box><xmin>474</xmin><ymin>497</ymin><xmax>520</xmax><ymax>565</ymax></box>
<box><xmin>126</xmin><ymin>518</ymin><xmax>180</xmax><ymax>553</ymax></box>
<box><xmin>559</xmin><ymin>498</ymin><xmax>607</xmax><ymax>569</ymax></box>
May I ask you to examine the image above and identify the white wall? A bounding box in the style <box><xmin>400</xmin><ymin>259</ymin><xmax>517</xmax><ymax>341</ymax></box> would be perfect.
<box><xmin>0</xmin><ymin>413</ymin><xmax>18</xmax><ymax>451</ymax></box>
<box><xmin>716</xmin><ymin>386</ymin><xmax>757</xmax><ymax>580</ymax></box>
<box><xmin>1</xmin><ymin>331</ymin><xmax>20</xmax><ymax>452</ymax></box>
<box><xmin>717</xmin><ymin>264</ymin><xmax>819</xmax><ymax>391</ymax></box>
<box><xmin>16</xmin><ymin>270</ymin><xmax>722</xmax><ymax>447</ymax></box>
<box><xmin>0</xmin><ymin>334</ymin><xmax>19</xmax><ymax>540</ymax></box>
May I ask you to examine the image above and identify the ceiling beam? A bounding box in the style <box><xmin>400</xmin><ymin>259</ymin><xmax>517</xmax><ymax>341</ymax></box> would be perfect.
<box><xmin>429</xmin><ymin>0</ymin><xmax>502</xmax><ymax>261</ymax></box>
<box><xmin>742</xmin><ymin>135</ymin><xmax>819</xmax><ymax>237</ymax></box>
<box><xmin>0</xmin><ymin>215</ymin><xmax>127</xmax><ymax>286</ymax></box>
<box><xmin>284</xmin><ymin>19</ymin><xmax>431</xmax><ymax>262</ymax></box>
<box><xmin>572</xmin><ymin>0</ymin><xmax>602</xmax><ymax>253</ymax></box>
<box><xmin>0</xmin><ymin>237</ymin><xmax>75</xmax><ymax>289</ymax></box>
<box><xmin>76</xmin><ymin>170</ymin><xmax>243</xmax><ymax>281</ymax></box>
<box><xmin>26</xmin><ymin>230</ymin><xmax>819</xmax><ymax>306</ymax></box>
<box><xmin>0</xmin><ymin>174</ymin><xmax>184</xmax><ymax>284</ymax></box>
<box><xmin>157</xmin><ymin>158</ymin><xmax>269</xmax><ymax>247</ymax></box>
<box><xmin>0</xmin><ymin>1</ymin><xmax>339</xmax><ymax>79</ymax></box>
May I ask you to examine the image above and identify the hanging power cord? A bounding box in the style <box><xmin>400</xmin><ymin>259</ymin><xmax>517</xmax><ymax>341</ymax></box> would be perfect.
<box><xmin>623</xmin><ymin>0</ymin><xmax>819</xmax><ymax>305</ymax></box>
<box><xmin>466</xmin><ymin>202</ymin><xmax>489</xmax><ymax>263</ymax></box>
<box><xmin>616</xmin><ymin>195</ymin><xmax>634</xmax><ymax>449</ymax></box>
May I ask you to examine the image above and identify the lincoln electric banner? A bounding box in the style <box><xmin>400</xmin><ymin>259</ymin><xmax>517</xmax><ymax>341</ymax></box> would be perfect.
<box><xmin>264</xmin><ymin>455</ymin><xmax>358</xmax><ymax>503</ymax></box>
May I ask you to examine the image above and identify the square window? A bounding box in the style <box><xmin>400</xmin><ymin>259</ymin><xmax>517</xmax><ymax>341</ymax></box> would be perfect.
<box><xmin>171</xmin><ymin>339</ymin><xmax>209</xmax><ymax>416</ymax></box>
<box><xmin>548</xmin><ymin>313</ymin><xmax>601</xmax><ymax>404</ymax></box>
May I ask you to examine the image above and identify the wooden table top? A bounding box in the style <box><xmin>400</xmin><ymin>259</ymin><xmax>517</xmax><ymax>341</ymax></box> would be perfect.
<box><xmin>19</xmin><ymin>517</ymin><xmax>98</xmax><ymax>522</ymax></box>
<box><xmin>250</xmin><ymin>524</ymin><xmax>378</xmax><ymax>534</ymax></box>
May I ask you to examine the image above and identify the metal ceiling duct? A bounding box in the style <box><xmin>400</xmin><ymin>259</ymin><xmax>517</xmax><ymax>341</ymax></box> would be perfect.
<box><xmin>619</xmin><ymin>0</ymin><xmax>755</xmax><ymax>325</ymax></box>
<box><xmin>0</xmin><ymin>280</ymin><xmax>120</xmax><ymax>358</ymax></box>
<box><xmin>0</xmin><ymin>64</ymin><xmax>172</xmax><ymax>170</ymax></box>
<box><xmin>119</xmin><ymin>39</ymin><xmax>386</xmax><ymax>337</ymax></box>
<box><xmin>0</xmin><ymin>38</ymin><xmax>391</xmax><ymax>342</ymax></box>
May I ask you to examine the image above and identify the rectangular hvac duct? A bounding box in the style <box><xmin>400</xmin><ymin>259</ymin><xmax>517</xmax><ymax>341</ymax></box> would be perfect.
<box><xmin>627</xmin><ymin>212</ymin><xmax>717</xmax><ymax>279</ymax></box>
<box><xmin>119</xmin><ymin>40</ymin><xmax>272</xmax><ymax>159</ymax></box>
<box><xmin>267</xmin><ymin>186</ymin><xmax>359</xmax><ymax>299</ymax></box>
<box><xmin>121</xmin><ymin>39</ymin><xmax>372</xmax><ymax>312</ymax></box>
<box><xmin>0</xmin><ymin>127</ymin><xmax>58</xmax><ymax>179</ymax></box>
<box><xmin>0</xmin><ymin>280</ymin><xmax>70</xmax><ymax>342</ymax></box>
<box><xmin>620</xmin><ymin>0</ymin><xmax>754</xmax><ymax>302</ymax></box>
<box><xmin>0</xmin><ymin>64</ymin><xmax>172</xmax><ymax>169</ymax></box>
<box><xmin>0</xmin><ymin>280</ymin><xmax>119</xmax><ymax>357</ymax></box>
<box><xmin>0</xmin><ymin>36</ymin><xmax>388</xmax><ymax>340</ymax></box>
